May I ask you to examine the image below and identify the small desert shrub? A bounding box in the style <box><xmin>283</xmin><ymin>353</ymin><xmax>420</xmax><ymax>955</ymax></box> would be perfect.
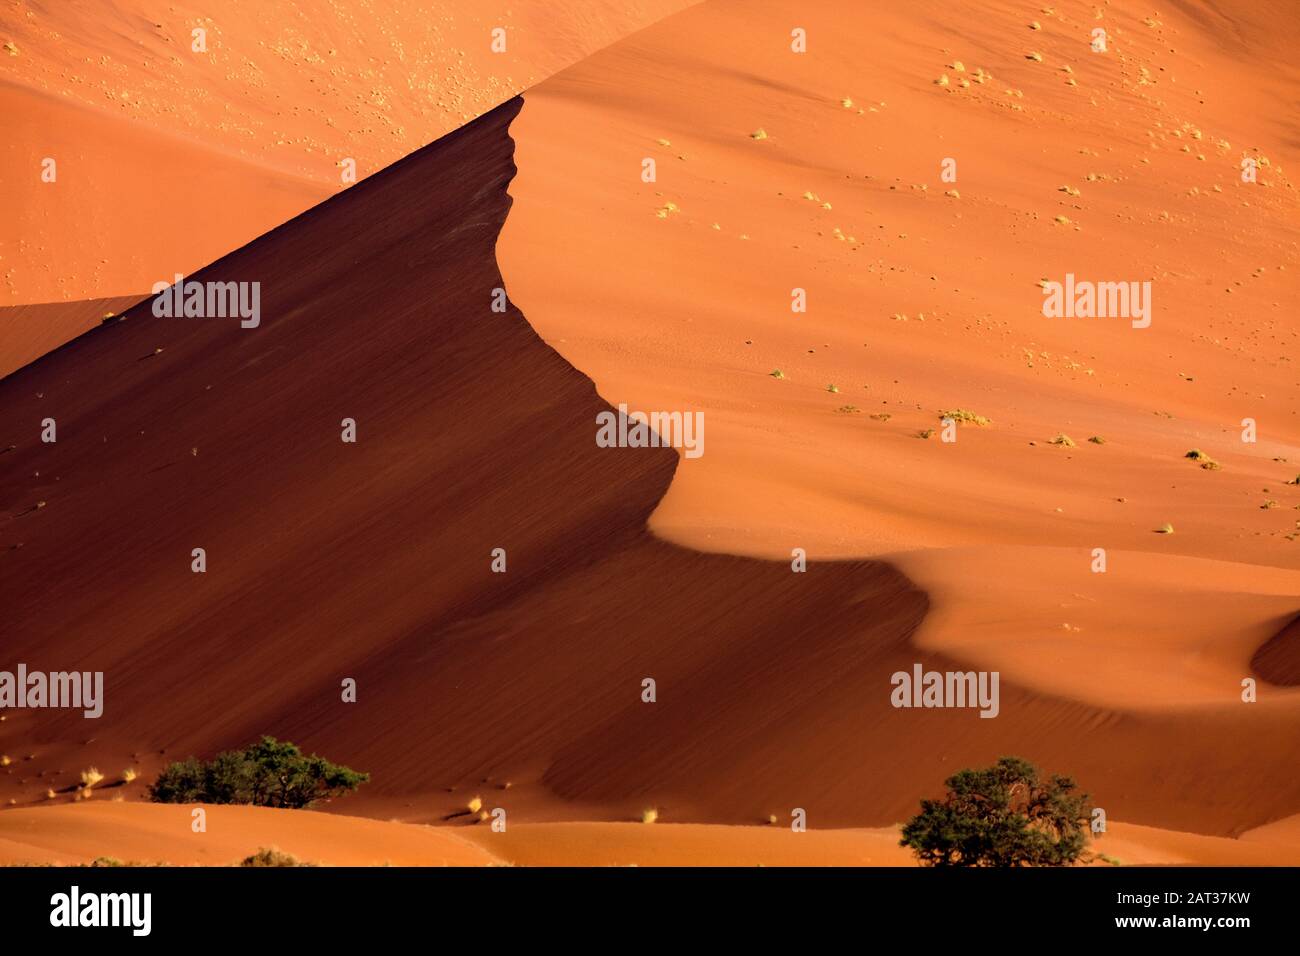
<box><xmin>122</xmin><ymin>768</ymin><xmax>137</xmax><ymax>784</ymax></box>
<box><xmin>826</xmin><ymin>384</ymin><xmax>839</xmax><ymax>393</ymax></box>
<box><xmin>1156</xmin><ymin>522</ymin><xmax>1175</xmax><ymax>534</ymax></box>
<box><xmin>240</xmin><ymin>847</ymin><xmax>311</xmax><ymax>868</ymax></box>
<box><xmin>834</xmin><ymin>404</ymin><xmax>861</xmax><ymax>414</ymax></box>
<box><xmin>466</xmin><ymin>795</ymin><xmax>483</xmax><ymax>814</ymax></box>
<box><xmin>1088</xmin><ymin>436</ymin><xmax>1106</xmax><ymax>444</ymax></box>
<box><xmin>769</xmin><ymin>369</ymin><xmax>785</xmax><ymax>379</ymax></box>
<box><xmin>918</xmin><ymin>428</ymin><xmax>935</xmax><ymax>439</ymax></box>
<box><xmin>939</xmin><ymin>409</ymin><xmax>991</xmax><ymax>426</ymax></box>
<box><xmin>1048</xmin><ymin>434</ymin><xmax>1076</xmax><ymax>447</ymax></box>
<box><xmin>1185</xmin><ymin>449</ymin><xmax>1221</xmax><ymax>470</ymax></box>
<box><xmin>870</xmin><ymin>413</ymin><xmax>892</xmax><ymax>422</ymax></box>
<box><xmin>641</xmin><ymin>808</ymin><xmax>659</xmax><ymax>824</ymax></box>
<box><xmin>1262</xmin><ymin>499</ymin><xmax>1279</xmax><ymax>509</ymax></box>
<box><xmin>149</xmin><ymin>737</ymin><xmax>367</xmax><ymax>809</ymax></box>
<box><xmin>81</xmin><ymin>767</ymin><xmax>104</xmax><ymax>789</ymax></box>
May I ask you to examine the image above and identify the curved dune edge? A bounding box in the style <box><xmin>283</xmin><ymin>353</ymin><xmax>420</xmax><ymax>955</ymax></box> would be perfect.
<box><xmin>3</xmin><ymin>803</ymin><xmax>1298</xmax><ymax>867</ymax></box>
<box><xmin>498</xmin><ymin>0</ymin><xmax>1300</xmax><ymax>842</ymax></box>
<box><xmin>0</xmin><ymin>97</ymin><xmax>941</xmax><ymax>843</ymax></box>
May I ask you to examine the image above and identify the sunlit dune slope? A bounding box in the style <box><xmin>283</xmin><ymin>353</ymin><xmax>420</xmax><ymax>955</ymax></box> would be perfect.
<box><xmin>499</xmin><ymin>0</ymin><xmax>1300</xmax><ymax>841</ymax></box>
<box><xmin>0</xmin><ymin>0</ymin><xmax>701</xmax><ymax>304</ymax></box>
<box><xmin>0</xmin><ymin>802</ymin><xmax>497</xmax><ymax>866</ymax></box>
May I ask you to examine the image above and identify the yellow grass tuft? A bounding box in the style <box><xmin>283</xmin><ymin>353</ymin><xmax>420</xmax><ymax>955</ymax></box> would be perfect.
<box><xmin>81</xmin><ymin>767</ymin><xmax>103</xmax><ymax>789</ymax></box>
<box><xmin>467</xmin><ymin>795</ymin><xmax>483</xmax><ymax>814</ymax></box>
<box><xmin>641</xmin><ymin>807</ymin><xmax>659</xmax><ymax>824</ymax></box>
<box><xmin>939</xmin><ymin>409</ymin><xmax>991</xmax><ymax>426</ymax></box>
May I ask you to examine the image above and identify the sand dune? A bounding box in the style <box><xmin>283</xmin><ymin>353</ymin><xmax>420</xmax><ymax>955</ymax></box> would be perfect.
<box><xmin>1</xmin><ymin>96</ymin><xmax>935</xmax><ymax>839</ymax></box>
<box><xmin>3</xmin><ymin>0</ymin><xmax>1297</xmax><ymax>867</ymax></box>
<box><xmin>4</xmin><ymin>802</ymin><xmax>1297</xmax><ymax>867</ymax></box>
<box><xmin>499</xmin><ymin>0</ymin><xmax>1300</xmax><ymax>843</ymax></box>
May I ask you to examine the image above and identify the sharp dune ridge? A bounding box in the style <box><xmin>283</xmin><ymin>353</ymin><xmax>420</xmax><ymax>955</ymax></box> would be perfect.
<box><xmin>0</xmin><ymin>95</ymin><xmax>943</xmax><ymax>836</ymax></box>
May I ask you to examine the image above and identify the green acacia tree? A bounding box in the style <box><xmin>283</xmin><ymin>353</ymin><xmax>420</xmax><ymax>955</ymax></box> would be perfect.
<box><xmin>149</xmin><ymin>736</ymin><xmax>368</xmax><ymax>809</ymax></box>
<box><xmin>900</xmin><ymin>756</ymin><xmax>1092</xmax><ymax>866</ymax></box>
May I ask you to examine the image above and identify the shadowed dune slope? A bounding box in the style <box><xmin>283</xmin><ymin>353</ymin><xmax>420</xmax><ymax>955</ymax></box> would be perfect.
<box><xmin>0</xmin><ymin>294</ymin><xmax>144</xmax><ymax>379</ymax></box>
<box><xmin>0</xmin><ymin>80</ymin><xmax>1296</xmax><ymax>840</ymax></box>
<box><xmin>1</xmin><ymin>96</ymin><xmax>937</xmax><ymax>829</ymax></box>
<box><xmin>1253</xmin><ymin>614</ymin><xmax>1300</xmax><ymax>686</ymax></box>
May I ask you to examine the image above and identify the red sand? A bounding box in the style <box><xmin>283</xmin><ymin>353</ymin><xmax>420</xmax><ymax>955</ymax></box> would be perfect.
<box><xmin>0</xmin><ymin>295</ymin><xmax>143</xmax><ymax>379</ymax></box>
<box><xmin>499</xmin><ymin>0</ymin><xmax>1300</xmax><ymax>846</ymax></box>
<box><xmin>3</xmin><ymin>0</ymin><xmax>1298</xmax><ymax>866</ymax></box>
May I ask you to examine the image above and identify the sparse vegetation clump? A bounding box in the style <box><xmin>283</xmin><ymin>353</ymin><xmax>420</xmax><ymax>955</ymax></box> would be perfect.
<box><xmin>1088</xmin><ymin>436</ymin><xmax>1106</xmax><ymax>444</ymax></box>
<box><xmin>149</xmin><ymin>736</ymin><xmax>368</xmax><ymax>809</ymax></box>
<box><xmin>1156</xmin><ymin>522</ymin><xmax>1175</xmax><ymax>534</ymax></box>
<box><xmin>1048</xmin><ymin>434</ymin><xmax>1076</xmax><ymax>447</ymax></box>
<box><xmin>240</xmin><ymin>847</ymin><xmax>312</xmax><ymax>867</ymax></box>
<box><xmin>900</xmin><ymin>756</ymin><xmax>1092</xmax><ymax>867</ymax></box>
<box><xmin>641</xmin><ymin>807</ymin><xmax>659</xmax><ymax>824</ymax></box>
<box><xmin>770</xmin><ymin>368</ymin><xmax>786</xmax><ymax>379</ymax></box>
<box><xmin>1185</xmin><ymin>449</ymin><xmax>1221</xmax><ymax>470</ymax></box>
<box><xmin>939</xmin><ymin>409</ymin><xmax>991</xmax><ymax>426</ymax></box>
